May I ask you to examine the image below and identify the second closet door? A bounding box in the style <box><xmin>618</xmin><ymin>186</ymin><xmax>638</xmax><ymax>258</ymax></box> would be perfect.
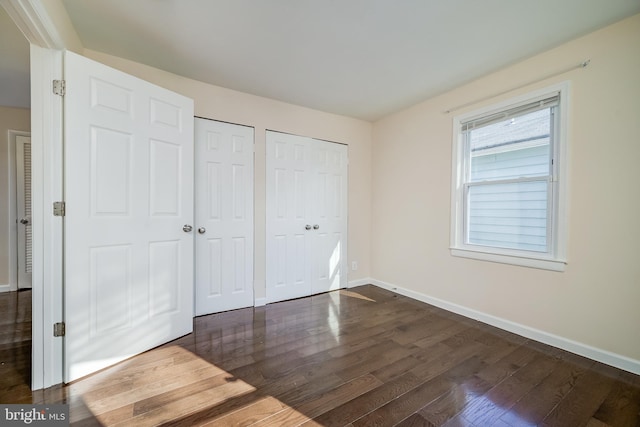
<box><xmin>195</xmin><ymin>118</ymin><xmax>254</xmax><ymax>315</ymax></box>
<box><xmin>266</xmin><ymin>131</ymin><xmax>347</xmax><ymax>303</ymax></box>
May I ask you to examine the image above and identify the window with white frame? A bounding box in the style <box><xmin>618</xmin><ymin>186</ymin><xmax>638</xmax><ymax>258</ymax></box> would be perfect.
<box><xmin>450</xmin><ymin>83</ymin><xmax>569</xmax><ymax>271</ymax></box>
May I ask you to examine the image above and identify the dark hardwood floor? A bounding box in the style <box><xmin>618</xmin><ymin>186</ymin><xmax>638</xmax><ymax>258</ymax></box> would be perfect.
<box><xmin>0</xmin><ymin>289</ymin><xmax>32</xmax><ymax>403</ymax></box>
<box><xmin>2</xmin><ymin>285</ymin><xmax>639</xmax><ymax>426</ymax></box>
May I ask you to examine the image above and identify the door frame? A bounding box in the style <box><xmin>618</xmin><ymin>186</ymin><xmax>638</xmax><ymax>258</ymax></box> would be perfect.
<box><xmin>2</xmin><ymin>0</ymin><xmax>68</xmax><ymax>389</ymax></box>
<box><xmin>30</xmin><ymin>45</ymin><xmax>64</xmax><ymax>389</ymax></box>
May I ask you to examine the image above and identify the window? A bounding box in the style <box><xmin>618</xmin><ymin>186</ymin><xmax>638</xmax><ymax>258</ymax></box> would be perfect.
<box><xmin>450</xmin><ymin>83</ymin><xmax>569</xmax><ymax>271</ymax></box>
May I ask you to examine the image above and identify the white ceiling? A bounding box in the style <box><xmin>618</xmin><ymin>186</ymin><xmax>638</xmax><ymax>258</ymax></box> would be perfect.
<box><xmin>3</xmin><ymin>1</ymin><xmax>640</xmax><ymax>120</ymax></box>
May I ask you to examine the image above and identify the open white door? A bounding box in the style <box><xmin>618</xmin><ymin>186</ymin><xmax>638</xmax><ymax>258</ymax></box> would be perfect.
<box><xmin>15</xmin><ymin>136</ymin><xmax>32</xmax><ymax>289</ymax></box>
<box><xmin>64</xmin><ymin>51</ymin><xmax>194</xmax><ymax>382</ymax></box>
<box><xmin>194</xmin><ymin>118</ymin><xmax>254</xmax><ymax>315</ymax></box>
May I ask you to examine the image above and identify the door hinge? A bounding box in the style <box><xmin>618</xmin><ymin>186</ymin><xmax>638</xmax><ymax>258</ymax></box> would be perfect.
<box><xmin>53</xmin><ymin>201</ymin><xmax>66</xmax><ymax>217</ymax></box>
<box><xmin>53</xmin><ymin>322</ymin><xmax>65</xmax><ymax>337</ymax></box>
<box><xmin>53</xmin><ymin>79</ymin><xmax>66</xmax><ymax>96</ymax></box>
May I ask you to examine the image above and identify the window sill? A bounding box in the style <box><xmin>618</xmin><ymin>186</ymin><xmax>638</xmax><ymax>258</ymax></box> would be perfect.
<box><xmin>450</xmin><ymin>248</ymin><xmax>566</xmax><ymax>272</ymax></box>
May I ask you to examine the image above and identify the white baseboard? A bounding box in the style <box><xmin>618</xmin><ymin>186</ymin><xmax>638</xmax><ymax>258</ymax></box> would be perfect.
<box><xmin>367</xmin><ymin>278</ymin><xmax>640</xmax><ymax>376</ymax></box>
<box><xmin>0</xmin><ymin>284</ymin><xmax>12</xmax><ymax>293</ymax></box>
<box><xmin>347</xmin><ymin>277</ymin><xmax>375</xmax><ymax>288</ymax></box>
<box><xmin>254</xmin><ymin>297</ymin><xmax>268</xmax><ymax>307</ymax></box>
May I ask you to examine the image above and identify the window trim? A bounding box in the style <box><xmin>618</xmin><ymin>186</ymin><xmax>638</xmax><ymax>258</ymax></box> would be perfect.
<box><xmin>450</xmin><ymin>82</ymin><xmax>570</xmax><ymax>271</ymax></box>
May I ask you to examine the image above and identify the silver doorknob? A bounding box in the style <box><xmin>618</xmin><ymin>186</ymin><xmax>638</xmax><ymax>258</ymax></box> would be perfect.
<box><xmin>305</xmin><ymin>224</ymin><xmax>312</xmax><ymax>230</ymax></box>
<box><xmin>313</xmin><ymin>224</ymin><xmax>320</xmax><ymax>230</ymax></box>
<box><xmin>183</xmin><ymin>224</ymin><xmax>193</xmax><ymax>232</ymax></box>
<box><xmin>198</xmin><ymin>227</ymin><xmax>206</xmax><ymax>234</ymax></box>
<box><xmin>19</xmin><ymin>218</ymin><xmax>29</xmax><ymax>225</ymax></box>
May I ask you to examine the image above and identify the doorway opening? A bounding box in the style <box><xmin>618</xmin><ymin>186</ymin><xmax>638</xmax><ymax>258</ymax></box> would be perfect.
<box><xmin>1</xmin><ymin>4</ymin><xmax>32</xmax><ymax>394</ymax></box>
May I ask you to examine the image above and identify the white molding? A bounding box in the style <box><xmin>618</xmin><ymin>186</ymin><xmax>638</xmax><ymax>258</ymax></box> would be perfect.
<box><xmin>29</xmin><ymin>44</ymin><xmax>45</xmax><ymax>391</ymax></box>
<box><xmin>254</xmin><ymin>297</ymin><xmax>268</xmax><ymax>307</ymax></box>
<box><xmin>450</xmin><ymin>248</ymin><xmax>566</xmax><ymax>272</ymax></box>
<box><xmin>347</xmin><ymin>277</ymin><xmax>374</xmax><ymax>288</ymax></box>
<box><xmin>30</xmin><ymin>45</ymin><xmax>64</xmax><ymax>389</ymax></box>
<box><xmin>368</xmin><ymin>278</ymin><xmax>640</xmax><ymax>375</ymax></box>
<box><xmin>0</xmin><ymin>0</ymin><xmax>65</xmax><ymax>48</ymax></box>
<box><xmin>0</xmin><ymin>284</ymin><xmax>12</xmax><ymax>293</ymax></box>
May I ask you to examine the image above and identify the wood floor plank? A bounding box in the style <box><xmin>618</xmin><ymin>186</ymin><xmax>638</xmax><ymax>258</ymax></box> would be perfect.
<box><xmin>419</xmin><ymin>384</ymin><xmax>482</xmax><ymax>427</ymax></box>
<box><xmin>270</xmin><ymin>373</ymin><xmax>347</xmax><ymax>410</ymax></box>
<box><xmin>130</xmin><ymin>370</ymin><xmax>240</xmax><ymax>417</ymax></box>
<box><xmin>369</xmin><ymin>353</ymin><xmax>425</xmax><ymax>383</ymax></box>
<box><xmin>419</xmin><ymin>343</ymin><xmax>550</xmax><ymax>426</ymax></box>
<box><xmin>333</xmin><ymin>341</ymin><xmax>418</xmax><ymax>382</ymax></box>
<box><xmin>498</xmin><ymin>359</ymin><xmax>589</xmax><ymax>426</ymax></box>
<box><xmin>396</xmin><ymin>413</ymin><xmax>436</xmax><ymax>427</ymax></box>
<box><xmin>305</xmin><ymin>371</ymin><xmax>424</xmax><ymax>426</ymax></box>
<box><xmin>351</xmin><ymin>374</ymin><xmax>453</xmax><ymax>426</ymax></box>
<box><xmin>201</xmin><ymin>395</ymin><xmax>287</xmax><ymax>427</ymax></box>
<box><xmin>457</xmin><ymin>353</ymin><xmax>560</xmax><ymax>426</ymax></box>
<box><xmin>540</xmin><ymin>368</ymin><xmax>617</xmax><ymax>427</ymax></box>
<box><xmin>474</xmin><ymin>343</ymin><xmax>539</xmax><ymax>386</ymax></box>
<box><xmin>110</xmin><ymin>374</ymin><xmax>257</xmax><ymax>426</ymax></box>
<box><xmin>409</xmin><ymin>340</ymin><xmax>487</xmax><ymax>383</ymax></box>
<box><xmin>158</xmin><ymin>371</ymin><xmax>313</xmax><ymax>426</ymax></box>
<box><xmin>252</xmin><ymin>373</ymin><xmax>383</xmax><ymax>426</ymax></box>
<box><xmin>591</xmin><ymin>378</ymin><xmax>640</xmax><ymax>426</ymax></box>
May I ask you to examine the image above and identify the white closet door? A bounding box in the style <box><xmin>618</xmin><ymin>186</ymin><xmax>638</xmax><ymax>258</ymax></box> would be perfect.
<box><xmin>64</xmin><ymin>51</ymin><xmax>194</xmax><ymax>382</ymax></box>
<box><xmin>310</xmin><ymin>140</ymin><xmax>348</xmax><ymax>295</ymax></box>
<box><xmin>194</xmin><ymin>118</ymin><xmax>254</xmax><ymax>315</ymax></box>
<box><xmin>266</xmin><ymin>131</ymin><xmax>347</xmax><ymax>303</ymax></box>
<box><xmin>266</xmin><ymin>131</ymin><xmax>314</xmax><ymax>302</ymax></box>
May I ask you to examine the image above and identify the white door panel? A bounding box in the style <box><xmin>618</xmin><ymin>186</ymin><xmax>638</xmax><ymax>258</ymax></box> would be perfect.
<box><xmin>16</xmin><ymin>136</ymin><xmax>32</xmax><ymax>290</ymax></box>
<box><xmin>310</xmin><ymin>140</ymin><xmax>348</xmax><ymax>294</ymax></box>
<box><xmin>195</xmin><ymin>119</ymin><xmax>254</xmax><ymax>315</ymax></box>
<box><xmin>64</xmin><ymin>51</ymin><xmax>194</xmax><ymax>382</ymax></box>
<box><xmin>266</xmin><ymin>132</ymin><xmax>313</xmax><ymax>302</ymax></box>
<box><xmin>266</xmin><ymin>131</ymin><xmax>347</xmax><ymax>303</ymax></box>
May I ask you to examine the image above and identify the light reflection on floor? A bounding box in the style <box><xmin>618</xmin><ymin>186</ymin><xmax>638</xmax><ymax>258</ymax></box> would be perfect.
<box><xmin>338</xmin><ymin>289</ymin><xmax>376</xmax><ymax>303</ymax></box>
<box><xmin>74</xmin><ymin>345</ymin><xmax>327</xmax><ymax>426</ymax></box>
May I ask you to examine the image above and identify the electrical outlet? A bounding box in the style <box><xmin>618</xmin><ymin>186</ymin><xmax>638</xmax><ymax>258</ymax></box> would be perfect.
<box><xmin>351</xmin><ymin>261</ymin><xmax>358</xmax><ymax>271</ymax></box>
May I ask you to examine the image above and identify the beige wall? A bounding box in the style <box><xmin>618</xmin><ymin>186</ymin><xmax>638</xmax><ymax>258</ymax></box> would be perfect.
<box><xmin>84</xmin><ymin>49</ymin><xmax>373</xmax><ymax>300</ymax></box>
<box><xmin>40</xmin><ymin>0</ymin><xmax>83</xmax><ymax>51</ymax></box>
<box><xmin>0</xmin><ymin>106</ymin><xmax>31</xmax><ymax>286</ymax></box>
<box><xmin>371</xmin><ymin>14</ymin><xmax>640</xmax><ymax>361</ymax></box>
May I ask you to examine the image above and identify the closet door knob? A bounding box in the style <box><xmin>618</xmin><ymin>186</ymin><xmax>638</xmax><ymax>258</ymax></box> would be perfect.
<box><xmin>183</xmin><ymin>224</ymin><xmax>193</xmax><ymax>232</ymax></box>
<box><xmin>305</xmin><ymin>224</ymin><xmax>312</xmax><ymax>230</ymax></box>
<box><xmin>198</xmin><ymin>227</ymin><xmax>206</xmax><ymax>234</ymax></box>
<box><xmin>313</xmin><ymin>224</ymin><xmax>320</xmax><ymax>230</ymax></box>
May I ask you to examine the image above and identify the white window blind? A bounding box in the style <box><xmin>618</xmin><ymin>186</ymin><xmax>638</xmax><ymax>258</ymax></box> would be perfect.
<box><xmin>463</xmin><ymin>104</ymin><xmax>555</xmax><ymax>253</ymax></box>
